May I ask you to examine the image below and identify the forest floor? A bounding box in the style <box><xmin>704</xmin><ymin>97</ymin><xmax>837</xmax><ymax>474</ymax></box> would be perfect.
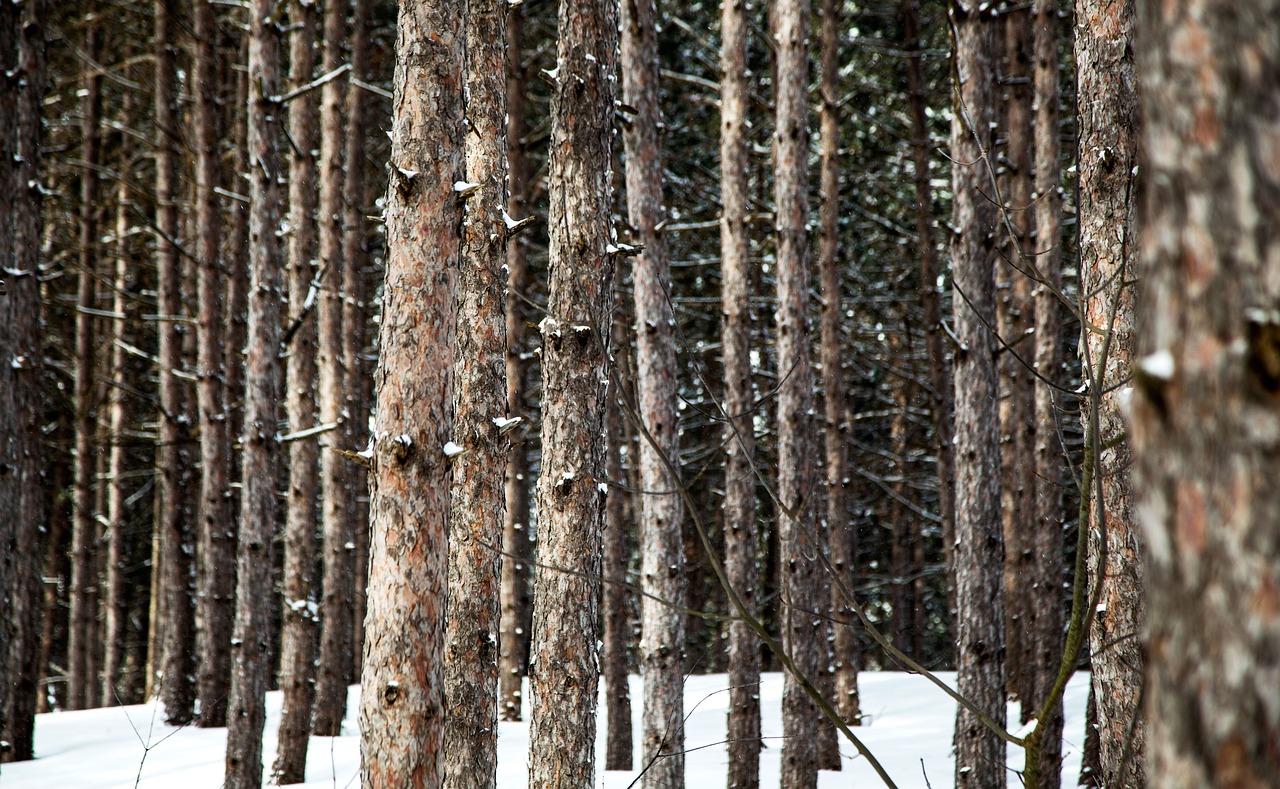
<box><xmin>0</xmin><ymin>670</ymin><xmax>1089</xmax><ymax>788</ymax></box>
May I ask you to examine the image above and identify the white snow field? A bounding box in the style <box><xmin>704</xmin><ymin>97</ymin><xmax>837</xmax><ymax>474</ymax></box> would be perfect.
<box><xmin>0</xmin><ymin>671</ymin><xmax>1089</xmax><ymax>788</ymax></box>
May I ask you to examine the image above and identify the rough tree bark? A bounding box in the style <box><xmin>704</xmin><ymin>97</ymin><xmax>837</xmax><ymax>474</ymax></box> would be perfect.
<box><xmin>274</xmin><ymin>2</ymin><xmax>321</xmax><ymax>780</ymax></box>
<box><xmin>358</xmin><ymin>0</ymin><xmax>464</xmax><ymax>784</ymax></box>
<box><xmin>603</xmin><ymin>341</ymin><xmax>634</xmax><ymax>770</ymax></box>
<box><xmin>621</xmin><ymin>1</ymin><xmax>686</xmax><ymax>785</ymax></box>
<box><xmin>224</xmin><ymin>0</ymin><xmax>284</xmax><ymax>784</ymax></box>
<box><xmin>2</xmin><ymin>0</ymin><xmax>49</xmax><ymax>758</ymax></box>
<box><xmin>1075</xmin><ymin>0</ymin><xmax>1144</xmax><ymax>783</ymax></box>
<box><xmin>498</xmin><ymin>2</ymin><xmax>533</xmax><ymax>724</ymax></box>
<box><xmin>0</xmin><ymin>0</ymin><xmax>19</xmax><ymax>749</ymax></box>
<box><xmin>720</xmin><ymin>0</ymin><xmax>761</xmax><ymax>784</ymax></box>
<box><xmin>949</xmin><ymin>3</ymin><xmax>1007</xmax><ymax>787</ymax></box>
<box><xmin>1027</xmin><ymin>0</ymin><xmax>1064</xmax><ymax>783</ymax></box>
<box><xmin>192</xmin><ymin>0</ymin><xmax>234</xmax><ymax>729</ymax></box>
<box><xmin>68</xmin><ymin>22</ymin><xmax>103</xmax><ymax>714</ymax></box>
<box><xmin>1134</xmin><ymin>1</ymin><xmax>1280</xmax><ymax>784</ymax></box>
<box><xmin>819</xmin><ymin>0</ymin><xmax>859</xmax><ymax>732</ymax></box>
<box><xmin>443</xmin><ymin>0</ymin><xmax>508</xmax><ymax>783</ymax></box>
<box><xmin>526</xmin><ymin>0</ymin><xmax>618</xmax><ymax>783</ymax></box>
<box><xmin>312</xmin><ymin>0</ymin><xmax>354</xmax><ymax>740</ymax></box>
<box><xmin>773</xmin><ymin>0</ymin><xmax>822</xmax><ymax>785</ymax></box>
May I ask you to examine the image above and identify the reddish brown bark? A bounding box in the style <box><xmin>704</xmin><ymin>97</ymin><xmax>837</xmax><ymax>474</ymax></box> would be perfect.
<box><xmin>602</xmin><ymin>351</ymin><xmax>633</xmax><ymax>770</ymax></box>
<box><xmin>358</xmin><ymin>0</ymin><xmax>464</xmax><ymax>785</ymax></box>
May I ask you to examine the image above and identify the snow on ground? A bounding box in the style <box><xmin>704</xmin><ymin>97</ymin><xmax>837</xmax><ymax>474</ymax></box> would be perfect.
<box><xmin>0</xmin><ymin>671</ymin><xmax>1089</xmax><ymax>788</ymax></box>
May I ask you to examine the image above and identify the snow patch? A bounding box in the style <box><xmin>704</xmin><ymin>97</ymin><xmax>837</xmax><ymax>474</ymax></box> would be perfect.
<box><xmin>443</xmin><ymin>441</ymin><xmax>465</xmax><ymax>458</ymax></box>
<box><xmin>1139</xmin><ymin>349</ymin><xmax>1175</xmax><ymax>381</ymax></box>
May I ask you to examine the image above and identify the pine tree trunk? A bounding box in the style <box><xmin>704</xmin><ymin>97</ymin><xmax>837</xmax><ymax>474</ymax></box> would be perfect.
<box><xmin>1000</xmin><ymin>6</ymin><xmax>1035</xmax><ymax>713</ymax></box>
<box><xmin>443</xmin><ymin>0</ymin><xmax>508</xmax><ymax>784</ymax></box>
<box><xmin>224</xmin><ymin>32</ymin><xmax>250</xmax><ymax>521</ymax></box>
<box><xmin>1135</xmin><ymin>2</ymin><xmax>1280</xmax><ymax>784</ymax></box>
<box><xmin>720</xmin><ymin>0</ymin><xmax>760</xmax><ymax>783</ymax></box>
<box><xmin>192</xmin><ymin>0</ymin><xmax>235</xmax><ymax>729</ymax></box>
<box><xmin>0</xmin><ymin>0</ymin><xmax>19</xmax><ymax>747</ymax></box>
<box><xmin>153</xmin><ymin>0</ymin><xmax>198</xmax><ymax>724</ymax></box>
<box><xmin>499</xmin><ymin>5</ymin><xmax>533</xmax><ymax>724</ymax></box>
<box><xmin>902</xmin><ymin>0</ymin><xmax>955</xmax><ymax>586</ymax></box>
<box><xmin>526</xmin><ymin>0</ymin><xmax>618</xmax><ymax>783</ymax></box>
<box><xmin>1028</xmin><ymin>0</ymin><xmax>1064</xmax><ymax>784</ymax></box>
<box><xmin>949</xmin><ymin>3</ymin><xmax>1007</xmax><ymax>786</ymax></box>
<box><xmin>312</xmin><ymin>0</ymin><xmax>354</xmax><ymax>740</ymax></box>
<box><xmin>224</xmin><ymin>0</ymin><xmax>284</xmax><ymax>783</ymax></box>
<box><xmin>343</xmin><ymin>0</ymin><xmax>372</xmax><ymax>685</ymax></box>
<box><xmin>358</xmin><ymin>0</ymin><xmax>464</xmax><ymax>784</ymax></box>
<box><xmin>1075</xmin><ymin>0</ymin><xmax>1144</xmax><ymax>783</ymax></box>
<box><xmin>274</xmin><ymin>3</ymin><xmax>321</xmax><ymax>780</ymax></box>
<box><xmin>2</xmin><ymin>0</ymin><xmax>49</xmax><ymax>759</ymax></box>
<box><xmin>773</xmin><ymin>0</ymin><xmax>821</xmax><ymax>785</ymax></box>
<box><xmin>621</xmin><ymin>2</ymin><xmax>686</xmax><ymax>785</ymax></box>
<box><xmin>818</xmin><ymin>0</ymin><xmax>858</xmax><ymax>741</ymax></box>
<box><xmin>603</xmin><ymin>362</ymin><xmax>634</xmax><ymax>770</ymax></box>
<box><xmin>68</xmin><ymin>22</ymin><xmax>103</xmax><ymax>714</ymax></box>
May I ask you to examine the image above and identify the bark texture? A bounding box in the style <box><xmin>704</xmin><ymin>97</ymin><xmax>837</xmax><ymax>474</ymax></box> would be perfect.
<box><xmin>621</xmin><ymin>1</ymin><xmax>686</xmax><ymax>785</ymax></box>
<box><xmin>358</xmin><ymin>0</ymin><xmax>464</xmax><ymax>785</ymax></box>
<box><xmin>224</xmin><ymin>0</ymin><xmax>284</xmax><ymax>784</ymax></box>
<box><xmin>274</xmin><ymin>3</ymin><xmax>320</xmax><ymax>780</ymax></box>
<box><xmin>499</xmin><ymin>4</ymin><xmax>533</xmax><ymax>724</ymax></box>
<box><xmin>720</xmin><ymin>0</ymin><xmax>761</xmax><ymax>784</ymax></box>
<box><xmin>603</xmin><ymin>365</ymin><xmax>634</xmax><ymax>771</ymax></box>
<box><xmin>1135</xmin><ymin>1</ymin><xmax>1280</xmax><ymax>785</ymax></box>
<box><xmin>0</xmin><ymin>0</ymin><xmax>19</xmax><ymax>751</ymax></box>
<box><xmin>773</xmin><ymin>0</ymin><xmax>821</xmax><ymax>785</ymax></box>
<box><xmin>526</xmin><ymin>0</ymin><xmax>618</xmax><ymax>783</ymax></box>
<box><xmin>313</xmin><ymin>0</ymin><xmax>353</xmax><ymax>740</ymax></box>
<box><xmin>192</xmin><ymin>0</ymin><xmax>234</xmax><ymax>729</ymax></box>
<box><xmin>819</xmin><ymin>0</ymin><xmax>859</xmax><ymax>731</ymax></box>
<box><xmin>949</xmin><ymin>3</ymin><xmax>1007</xmax><ymax>787</ymax></box>
<box><xmin>1075</xmin><ymin>0</ymin><xmax>1144</xmax><ymax>783</ymax></box>
<box><xmin>443</xmin><ymin>0</ymin><xmax>508</xmax><ymax>783</ymax></box>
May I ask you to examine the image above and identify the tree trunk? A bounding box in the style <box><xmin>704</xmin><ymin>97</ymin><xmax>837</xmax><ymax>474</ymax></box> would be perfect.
<box><xmin>621</xmin><ymin>2</ymin><xmax>686</xmax><ymax>785</ymax></box>
<box><xmin>819</xmin><ymin>0</ymin><xmax>858</xmax><ymax>742</ymax></box>
<box><xmin>68</xmin><ymin>22</ymin><xmax>103</xmax><ymax>714</ymax></box>
<box><xmin>1000</xmin><ymin>5</ymin><xmax>1035</xmax><ymax>713</ymax></box>
<box><xmin>0</xmin><ymin>0</ymin><xmax>19</xmax><ymax>747</ymax></box>
<box><xmin>192</xmin><ymin>0</ymin><xmax>235</xmax><ymax>729</ymax></box>
<box><xmin>2</xmin><ymin>0</ymin><xmax>49</xmax><ymax>759</ymax></box>
<box><xmin>1135</xmin><ymin>2</ymin><xmax>1280</xmax><ymax>784</ymax></box>
<box><xmin>224</xmin><ymin>0</ymin><xmax>284</xmax><ymax>783</ymax></box>
<box><xmin>358</xmin><ymin>0</ymin><xmax>464</xmax><ymax>784</ymax></box>
<box><xmin>499</xmin><ymin>3</ymin><xmax>533</xmax><ymax>724</ymax></box>
<box><xmin>1028</xmin><ymin>0</ymin><xmax>1064</xmax><ymax>784</ymax></box>
<box><xmin>526</xmin><ymin>0</ymin><xmax>618</xmax><ymax>784</ymax></box>
<box><xmin>902</xmin><ymin>0</ymin><xmax>955</xmax><ymax>588</ymax></box>
<box><xmin>773</xmin><ymin>0</ymin><xmax>822</xmax><ymax>785</ymax></box>
<box><xmin>720</xmin><ymin>0</ymin><xmax>761</xmax><ymax>783</ymax></box>
<box><xmin>225</xmin><ymin>32</ymin><xmax>250</xmax><ymax>523</ymax></box>
<box><xmin>443</xmin><ymin>0</ymin><xmax>508</xmax><ymax>784</ymax></box>
<box><xmin>949</xmin><ymin>3</ymin><xmax>1007</xmax><ymax>787</ymax></box>
<box><xmin>603</xmin><ymin>354</ymin><xmax>634</xmax><ymax>771</ymax></box>
<box><xmin>343</xmin><ymin>0</ymin><xmax>372</xmax><ymax>686</ymax></box>
<box><xmin>153</xmin><ymin>0</ymin><xmax>198</xmax><ymax>725</ymax></box>
<box><xmin>273</xmin><ymin>3</ymin><xmax>321</xmax><ymax>781</ymax></box>
<box><xmin>312</xmin><ymin>0</ymin><xmax>354</xmax><ymax>740</ymax></box>
<box><xmin>1074</xmin><ymin>0</ymin><xmax>1144</xmax><ymax>784</ymax></box>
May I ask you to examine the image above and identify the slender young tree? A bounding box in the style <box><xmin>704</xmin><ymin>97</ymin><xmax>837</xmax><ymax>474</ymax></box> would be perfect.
<box><xmin>274</xmin><ymin>2</ymin><xmax>321</xmax><ymax>780</ymax></box>
<box><xmin>949</xmin><ymin>2</ymin><xmax>1007</xmax><ymax>786</ymax></box>
<box><xmin>443</xmin><ymin>0</ymin><xmax>508</xmax><ymax>783</ymax></box>
<box><xmin>224</xmin><ymin>0</ymin><xmax>284</xmax><ymax>783</ymax></box>
<box><xmin>526</xmin><ymin>0</ymin><xmax>619</xmax><ymax>784</ymax></box>
<box><xmin>68</xmin><ymin>21</ymin><xmax>103</xmax><ymax>713</ymax></box>
<box><xmin>192</xmin><ymin>0</ymin><xmax>234</xmax><ymax>728</ymax></box>
<box><xmin>603</xmin><ymin>337</ymin><xmax>634</xmax><ymax>770</ymax></box>
<box><xmin>1135</xmin><ymin>2</ymin><xmax>1280</xmax><ymax>783</ymax></box>
<box><xmin>313</xmin><ymin>0</ymin><xmax>354</xmax><ymax>739</ymax></box>
<box><xmin>1075</xmin><ymin>0</ymin><xmax>1143</xmax><ymax>783</ymax></box>
<box><xmin>498</xmin><ymin>2</ymin><xmax>533</xmax><ymax>723</ymax></box>
<box><xmin>818</xmin><ymin>0</ymin><xmax>859</xmax><ymax>731</ymax></box>
<box><xmin>0</xmin><ymin>0</ymin><xmax>19</xmax><ymax>747</ymax></box>
<box><xmin>773</xmin><ymin>0</ymin><xmax>822</xmax><ymax>784</ymax></box>
<box><xmin>1027</xmin><ymin>0</ymin><xmax>1064</xmax><ymax>784</ymax></box>
<box><xmin>621</xmin><ymin>0</ymin><xmax>686</xmax><ymax>784</ymax></box>
<box><xmin>359</xmin><ymin>0</ymin><xmax>464</xmax><ymax>784</ymax></box>
<box><xmin>720</xmin><ymin>1</ymin><xmax>761</xmax><ymax>784</ymax></box>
